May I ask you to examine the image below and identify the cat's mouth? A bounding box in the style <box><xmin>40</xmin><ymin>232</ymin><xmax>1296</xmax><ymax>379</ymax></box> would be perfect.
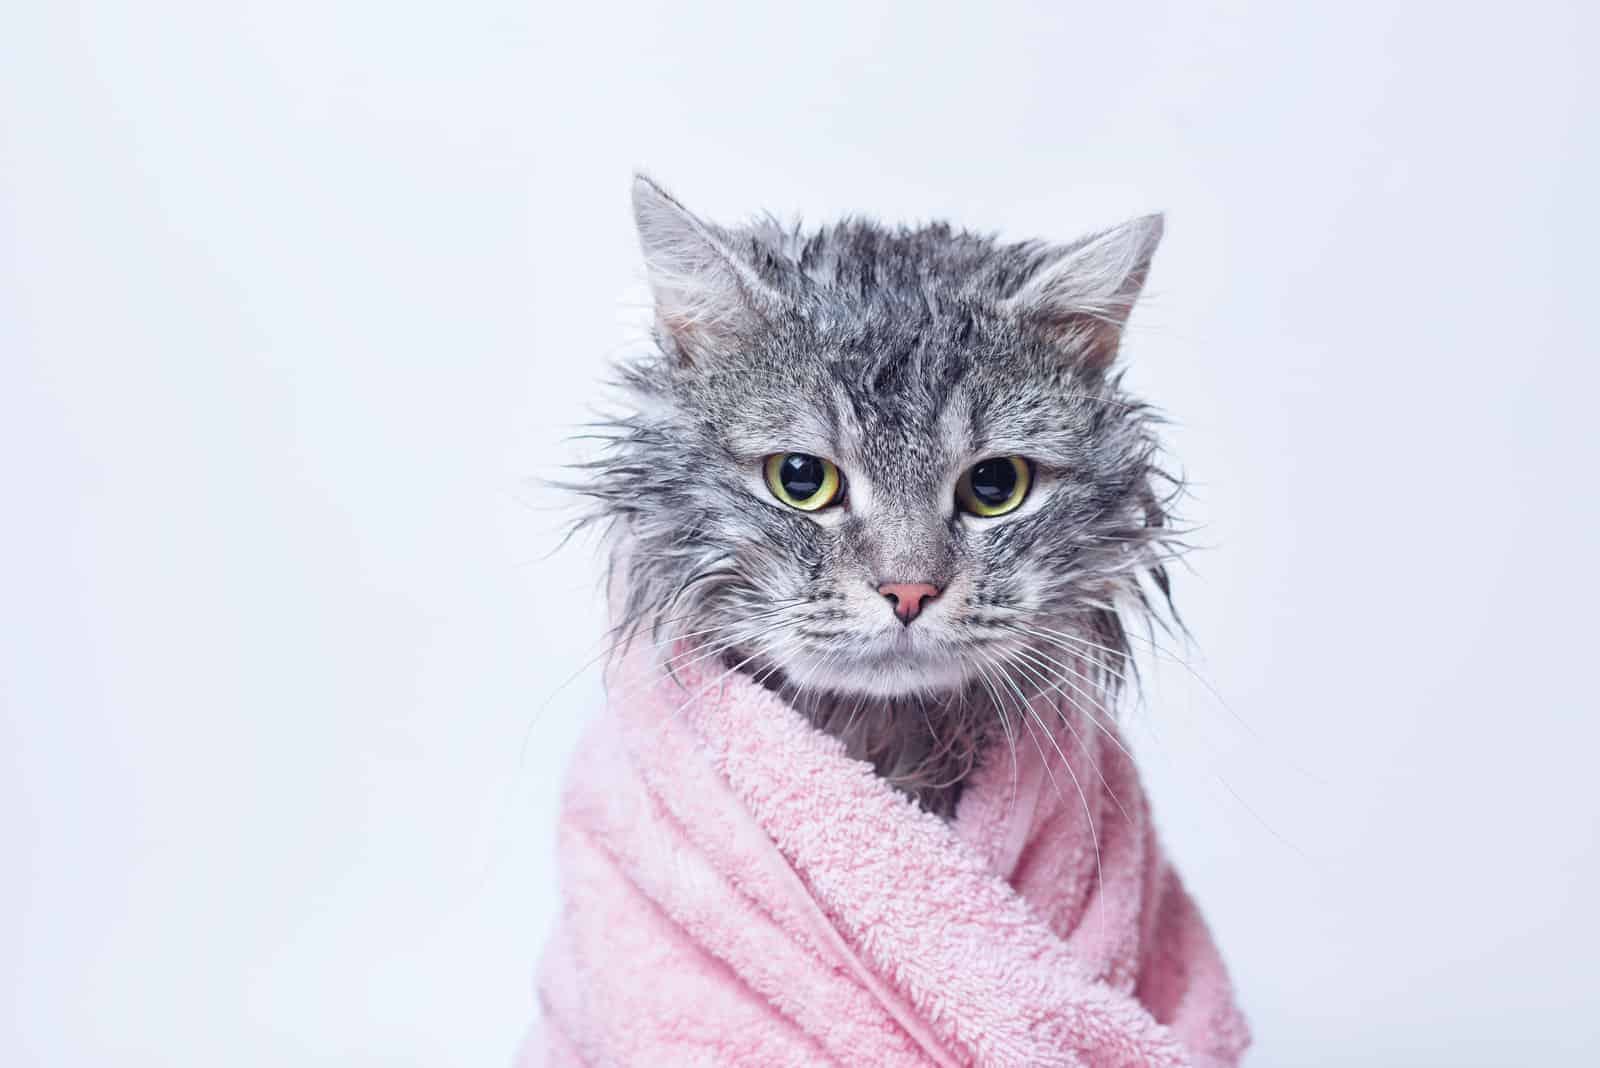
<box><xmin>751</xmin><ymin>633</ymin><xmax>974</xmax><ymax>699</ymax></box>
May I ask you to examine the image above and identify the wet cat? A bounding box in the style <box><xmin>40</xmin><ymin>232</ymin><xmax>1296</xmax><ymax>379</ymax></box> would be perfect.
<box><xmin>573</xmin><ymin>176</ymin><xmax>1181</xmax><ymax>815</ymax></box>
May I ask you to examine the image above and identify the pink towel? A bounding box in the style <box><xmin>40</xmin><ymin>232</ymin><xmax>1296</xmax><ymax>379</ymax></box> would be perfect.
<box><xmin>525</xmin><ymin>642</ymin><xmax>1249</xmax><ymax>1067</ymax></box>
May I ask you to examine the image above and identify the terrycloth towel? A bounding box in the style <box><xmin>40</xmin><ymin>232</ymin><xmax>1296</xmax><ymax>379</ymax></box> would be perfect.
<box><xmin>525</xmin><ymin>643</ymin><xmax>1249</xmax><ymax>1067</ymax></box>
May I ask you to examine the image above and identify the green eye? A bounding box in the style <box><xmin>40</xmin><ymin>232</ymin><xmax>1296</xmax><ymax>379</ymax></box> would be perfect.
<box><xmin>765</xmin><ymin>453</ymin><xmax>843</xmax><ymax>511</ymax></box>
<box><xmin>956</xmin><ymin>457</ymin><xmax>1031</xmax><ymax>517</ymax></box>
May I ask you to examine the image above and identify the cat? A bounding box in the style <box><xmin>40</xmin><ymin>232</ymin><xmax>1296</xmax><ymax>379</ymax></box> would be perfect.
<box><xmin>570</xmin><ymin>175</ymin><xmax>1182</xmax><ymax>816</ymax></box>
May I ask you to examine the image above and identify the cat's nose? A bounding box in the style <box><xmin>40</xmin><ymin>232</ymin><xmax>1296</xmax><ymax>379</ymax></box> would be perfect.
<box><xmin>877</xmin><ymin>581</ymin><xmax>942</xmax><ymax>624</ymax></box>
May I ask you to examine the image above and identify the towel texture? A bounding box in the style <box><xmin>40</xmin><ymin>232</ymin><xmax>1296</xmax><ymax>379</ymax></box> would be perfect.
<box><xmin>525</xmin><ymin>644</ymin><xmax>1249</xmax><ymax>1067</ymax></box>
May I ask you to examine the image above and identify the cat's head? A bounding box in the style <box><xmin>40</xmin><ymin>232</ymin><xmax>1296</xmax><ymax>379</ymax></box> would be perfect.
<box><xmin>581</xmin><ymin>176</ymin><xmax>1180</xmax><ymax>702</ymax></box>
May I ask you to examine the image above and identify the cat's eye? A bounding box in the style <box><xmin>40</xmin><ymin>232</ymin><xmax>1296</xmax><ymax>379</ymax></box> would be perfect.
<box><xmin>956</xmin><ymin>457</ymin><xmax>1031</xmax><ymax>517</ymax></box>
<box><xmin>765</xmin><ymin>453</ymin><xmax>843</xmax><ymax>512</ymax></box>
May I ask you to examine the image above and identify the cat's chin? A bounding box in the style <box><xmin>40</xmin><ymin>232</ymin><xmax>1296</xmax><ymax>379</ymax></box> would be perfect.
<box><xmin>769</xmin><ymin>643</ymin><xmax>972</xmax><ymax>700</ymax></box>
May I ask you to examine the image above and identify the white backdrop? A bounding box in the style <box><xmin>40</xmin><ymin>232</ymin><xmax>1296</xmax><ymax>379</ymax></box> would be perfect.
<box><xmin>4</xmin><ymin>3</ymin><xmax>1596</xmax><ymax>1065</ymax></box>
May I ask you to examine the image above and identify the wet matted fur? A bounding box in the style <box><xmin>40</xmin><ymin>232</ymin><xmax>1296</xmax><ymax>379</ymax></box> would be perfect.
<box><xmin>566</xmin><ymin>176</ymin><xmax>1186</xmax><ymax>815</ymax></box>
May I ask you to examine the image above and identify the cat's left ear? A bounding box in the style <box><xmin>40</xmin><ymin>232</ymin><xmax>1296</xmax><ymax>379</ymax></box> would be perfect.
<box><xmin>998</xmin><ymin>213</ymin><xmax>1164</xmax><ymax>370</ymax></box>
<box><xmin>632</xmin><ymin>174</ymin><xmax>778</xmax><ymax>367</ymax></box>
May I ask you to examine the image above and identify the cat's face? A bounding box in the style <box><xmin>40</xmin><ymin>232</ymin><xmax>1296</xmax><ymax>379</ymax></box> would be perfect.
<box><xmin>586</xmin><ymin>177</ymin><xmax>1174</xmax><ymax>703</ymax></box>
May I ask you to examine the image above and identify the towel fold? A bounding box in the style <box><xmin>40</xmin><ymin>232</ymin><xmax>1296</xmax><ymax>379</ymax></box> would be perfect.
<box><xmin>525</xmin><ymin>642</ymin><xmax>1248</xmax><ymax>1067</ymax></box>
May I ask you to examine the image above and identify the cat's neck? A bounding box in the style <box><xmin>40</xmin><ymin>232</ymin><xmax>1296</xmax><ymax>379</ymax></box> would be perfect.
<box><xmin>735</xmin><ymin>654</ymin><xmax>1068</xmax><ymax>817</ymax></box>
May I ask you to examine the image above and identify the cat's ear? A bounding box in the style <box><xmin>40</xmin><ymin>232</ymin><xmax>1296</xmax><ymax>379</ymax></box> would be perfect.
<box><xmin>632</xmin><ymin>174</ymin><xmax>775</xmax><ymax>366</ymax></box>
<box><xmin>998</xmin><ymin>213</ymin><xmax>1164</xmax><ymax>370</ymax></box>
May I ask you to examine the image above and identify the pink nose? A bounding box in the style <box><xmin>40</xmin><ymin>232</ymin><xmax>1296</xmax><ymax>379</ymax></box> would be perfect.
<box><xmin>877</xmin><ymin>581</ymin><xmax>942</xmax><ymax>624</ymax></box>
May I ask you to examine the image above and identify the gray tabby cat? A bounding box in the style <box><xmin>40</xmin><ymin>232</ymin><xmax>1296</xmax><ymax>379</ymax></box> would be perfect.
<box><xmin>573</xmin><ymin>175</ymin><xmax>1182</xmax><ymax>816</ymax></box>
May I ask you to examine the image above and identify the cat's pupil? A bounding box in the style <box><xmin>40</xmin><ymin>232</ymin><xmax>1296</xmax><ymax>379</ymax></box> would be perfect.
<box><xmin>971</xmin><ymin>459</ymin><xmax>1017</xmax><ymax>505</ymax></box>
<box><xmin>780</xmin><ymin>454</ymin><xmax>825</xmax><ymax>499</ymax></box>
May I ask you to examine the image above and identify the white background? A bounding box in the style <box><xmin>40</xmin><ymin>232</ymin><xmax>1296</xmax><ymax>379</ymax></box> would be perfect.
<box><xmin>4</xmin><ymin>2</ymin><xmax>1597</xmax><ymax>1064</ymax></box>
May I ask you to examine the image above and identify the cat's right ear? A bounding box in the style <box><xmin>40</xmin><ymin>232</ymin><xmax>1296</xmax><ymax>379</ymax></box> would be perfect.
<box><xmin>632</xmin><ymin>174</ymin><xmax>774</xmax><ymax>367</ymax></box>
